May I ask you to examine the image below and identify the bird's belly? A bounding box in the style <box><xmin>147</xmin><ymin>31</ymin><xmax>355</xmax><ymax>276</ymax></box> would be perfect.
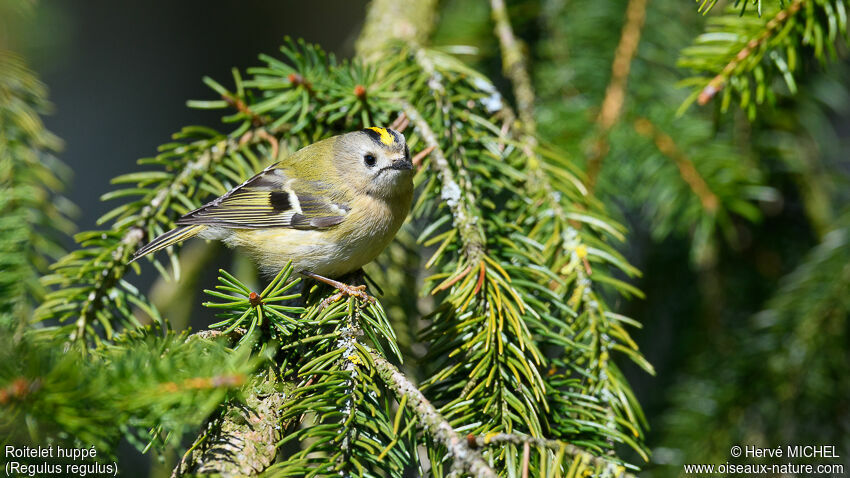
<box><xmin>228</xmin><ymin>225</ymin><xmax>395</xmax><ymax>278</ymax></box>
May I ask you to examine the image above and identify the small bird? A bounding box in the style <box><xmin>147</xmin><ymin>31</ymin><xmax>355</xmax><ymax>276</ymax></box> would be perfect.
<box><xmin>130</xmin><ymin>127</ymin><xmax>414</xmax><ymax>303</ymax></box>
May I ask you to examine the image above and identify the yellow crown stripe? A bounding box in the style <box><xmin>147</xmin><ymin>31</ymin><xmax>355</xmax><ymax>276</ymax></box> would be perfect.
<box><xmin>366</xmin><ymin>127</ymin><xmax>394</xmax><ymax>145</ymax></box>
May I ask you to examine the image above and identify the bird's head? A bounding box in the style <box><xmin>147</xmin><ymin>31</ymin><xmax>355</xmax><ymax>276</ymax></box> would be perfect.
<box><xmin>333</xmin><ymin>127</ymin><xmax>413</xmax><ymax>199</ymax></box>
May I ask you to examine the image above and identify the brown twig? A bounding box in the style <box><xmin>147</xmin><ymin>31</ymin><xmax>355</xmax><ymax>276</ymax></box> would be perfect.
<box><xmin>222</xmin><ymin>93</ymin><xmax>265</xmax><ymax>127</ymax></box>
<box><xmin>698</xmin><ymin>0</ymin><xmax>804</xmax><ymax>105</ymax></box>
<box><xmin>0</xmin><ymin>378</ymin><xmax>38</xmax><ymax>405</ymax></box>
<box><xmin>287</xmin><ymin>73</ymin><xmax>314</xmax><ymax>96</ymax></box>
<box><xmin>370</xmin><ymin>352</ymin><xmax>498</xmax><ymax>478</ymax></box>
<box><xmin>586</xmin><ymin>0</ymin><xmax>650</xmax><ymax>189</ymax></box>
<box><xmin>411</xmin><ymin>144</ymin><xmax>435</xmax><ymax>169</ymax></box>
<box><xmin>633</xmin><ymin>118</ymin><xmax>719</xmax><ymax>212</ymax></box>
<box><xmin>391</xmin><ymin>112</ymin><xmax>410</xmax><ymax>132</ymax></box>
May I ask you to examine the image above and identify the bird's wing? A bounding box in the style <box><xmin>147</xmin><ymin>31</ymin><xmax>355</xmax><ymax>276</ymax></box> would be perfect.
<box><xmin>176</xmin><ymin>164</ymin><xmax>350</xmax><ymax>230</ymax></box>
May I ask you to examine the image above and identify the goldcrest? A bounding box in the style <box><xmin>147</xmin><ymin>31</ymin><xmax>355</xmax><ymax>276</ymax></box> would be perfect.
<box><xmin>131</xmin><ymin>127</ymin><xmax>414</xmax><ymax>289</ymax></box>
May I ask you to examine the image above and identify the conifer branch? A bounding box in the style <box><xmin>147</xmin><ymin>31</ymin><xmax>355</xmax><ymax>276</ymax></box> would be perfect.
<box><xmin>39</xmin><ymin>124</ymin><xmax>283</xmax><ymax>344</ymax></box>
<box><xmin>679</xmin><ymin>0</ymin><xmax>848</xmax><ymax>116</ymax></box>
<box><xmin>172</xmin><ymin>374</ymin><xmax>290</xmax><ymax>477</ymax></box>
<box><xmin>0</xmin><ymin>330</ymin><xmax>258</xmax><ymax>452</ymax></box>
<box><xmin>697</xmin><ymin>0</ymin><xmax>804</xmax><ymax>106</ymax></box>
<box><xmin>490</xmin><ymin>0</ymin><xmax>556</xmax><ymax>216</ymax></box>
<box><xmin>397</xmin><ymin>32</ymin><xmax>649</xmax><ymax>467</ymax></box>
<box><xmin>467</xmin><ymin>433</ymin><xmax>636</xmax><ymax>477</ymax></box>
<box><xmin>356</xmin><ymin>0</ymin><xmax>438</xmax><ymax>59</ymax></box>
<box><xmin>370</xmin><ymin>352</ymin><xmax>498</xmax><ymax>478</ymax></box>
<box><xmin>490</xmin><ymin>0</ymin><xmax>536</xmax><ymax>134</ymax></box>
<box><xmin>586</xmin><ymin>0</ymin><xmax>649</xmax><ymax>188</ymax></box>
<box><xmin>537</xmin><ymin>0</ymin><xmax>767</xmax><ymax>260</ymax></box>
<box><xmin>400</xmin><ymin>101</ymin><xmax>485</xmax><ymax>262</ymax></box>
<box><xmin>0</xmin><ymin>51</ymin><xmax>73</xmax><ymax>327</ymax></box>
<box><xmin>74</xmin><ymin>140</ymin><xmax>206</xmax><ymax>341</ymax></box>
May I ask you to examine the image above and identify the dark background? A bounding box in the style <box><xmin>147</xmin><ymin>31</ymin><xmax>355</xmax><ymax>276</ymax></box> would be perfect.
<box><xmin>9</xmin><ymin>0</ymin><xmax>368</xmax><ymax>232</ymax></box>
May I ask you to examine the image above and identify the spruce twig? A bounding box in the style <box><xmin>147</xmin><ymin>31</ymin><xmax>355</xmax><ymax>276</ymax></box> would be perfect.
<box><xmin>466</xmin><ymin>433</ymin><xmax>636</xmax><ymax>477</ymax></box>
<box><xmin>400</xmin><ymin>101</ymin><xmax>486</xmax><ymax>262</ymax></box>
<box><xmin>490</xmin><ymin>0</ymin><xmax>537</xmax><ymax>134</ymax></box>
<box><xmin>679</xmin><ymin>0</ymin><xmax>848</xmax><ymax>116</ymax></box>
<box><xmin>696</xmin><ymin>0</ymin><xmax>804</xmax><ymax>105</ymax></box>
<box><xmin>370</xmin><ymin>352</ymin><xmax>498</xmax><ymax>478</ymax></box>
<box><xmin>39</xmin><ymin>123</ymin><xmax>286</xmax><ymax>345</ymax></box>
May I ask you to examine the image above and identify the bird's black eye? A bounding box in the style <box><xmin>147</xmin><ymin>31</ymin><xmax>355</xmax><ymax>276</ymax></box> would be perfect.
<box><xmin>364</xmin><ymin>153</ymin><xmax>377</xmax><ymax>167</ymax></box>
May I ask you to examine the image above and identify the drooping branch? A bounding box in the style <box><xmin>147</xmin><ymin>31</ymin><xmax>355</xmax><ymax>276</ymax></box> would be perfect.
<box><xmin>490</xmin><ymin>0</ymin><xmax>536</xmax><ymax>134</ymax></box>
<box><xmin>586</xmin><ymin>0</ymin><xmax>649</xmax><ymax>188</ymax></box>
<box><xmin>401</xmin><ymin>101</ymin><xmax>486</xmax><ymax>263</ymax></box>
<box><xmin>489</xmin><ymin>0</ymin><xmax>554</xmax><ymax>197</ymax></box>
<box><xmin>370</xmin><ymin>352</ymin><xmax>498</xmax><ymax>478</ymax></box>
<box><xmin>677</xmin><ymin>0</ymin><xmax>849</xmax><ymax>116</ymax></box>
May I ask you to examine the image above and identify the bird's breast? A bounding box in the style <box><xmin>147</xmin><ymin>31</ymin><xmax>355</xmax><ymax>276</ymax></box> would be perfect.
<box><xmin>230</xmin><ymin>192</ymin><xmax>411</xmax><ymax>278</ymax></box>
<box><xmin>332</xmin><ymin>194</ymin><xmax>409</xmax><ymax>267</ymax></box>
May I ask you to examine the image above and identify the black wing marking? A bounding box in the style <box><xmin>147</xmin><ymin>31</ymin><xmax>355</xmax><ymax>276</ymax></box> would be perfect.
<box><xmin>175</xmin><ymin>166</ymin><xmax>348</xmax><ymax>230</ymax></box>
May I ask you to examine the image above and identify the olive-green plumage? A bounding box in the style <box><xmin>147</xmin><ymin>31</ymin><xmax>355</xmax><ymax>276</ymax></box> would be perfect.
<box><xmin>131</xmin><ymin>128</ymin><xmax>414</xmax><ymax>278</ymax></box>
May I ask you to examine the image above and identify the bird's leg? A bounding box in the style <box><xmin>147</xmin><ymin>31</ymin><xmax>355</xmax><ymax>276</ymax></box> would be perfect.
<box><xmin>301</xmin><ymin>270</ymin><xmax>376</xmax><ymax>309</ymax></box>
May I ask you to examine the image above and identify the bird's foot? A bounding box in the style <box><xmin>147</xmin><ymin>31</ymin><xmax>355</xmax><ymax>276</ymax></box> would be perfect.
<box><xmin>319</xmin><ymin>283</ymin><xmax>375</xmax><ymax>309</ymax></box>
<box><xmin>300</xmin><ymin>270</ymin><xmax>376</xmax><ymax>310</ymax></box>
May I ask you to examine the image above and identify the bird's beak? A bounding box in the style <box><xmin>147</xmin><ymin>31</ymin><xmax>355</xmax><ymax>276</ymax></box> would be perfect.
<box><xmin>390</xmin><ymin>157</ymin><xmax>413</xmax><ymax>170</ymax></box>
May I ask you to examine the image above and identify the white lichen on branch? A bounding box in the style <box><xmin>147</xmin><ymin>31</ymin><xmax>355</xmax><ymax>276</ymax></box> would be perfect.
<box><xmin>370</xmin><ymin>352</ymin><xmax>498</xmax><ymax>478</ymax></box>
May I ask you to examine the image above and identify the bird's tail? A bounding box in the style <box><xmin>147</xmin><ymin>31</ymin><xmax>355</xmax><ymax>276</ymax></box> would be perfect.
<box><xmin>129</xmin><ymin>225</ymin><xmax>206</xmax><ymax>263</ymax></box>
